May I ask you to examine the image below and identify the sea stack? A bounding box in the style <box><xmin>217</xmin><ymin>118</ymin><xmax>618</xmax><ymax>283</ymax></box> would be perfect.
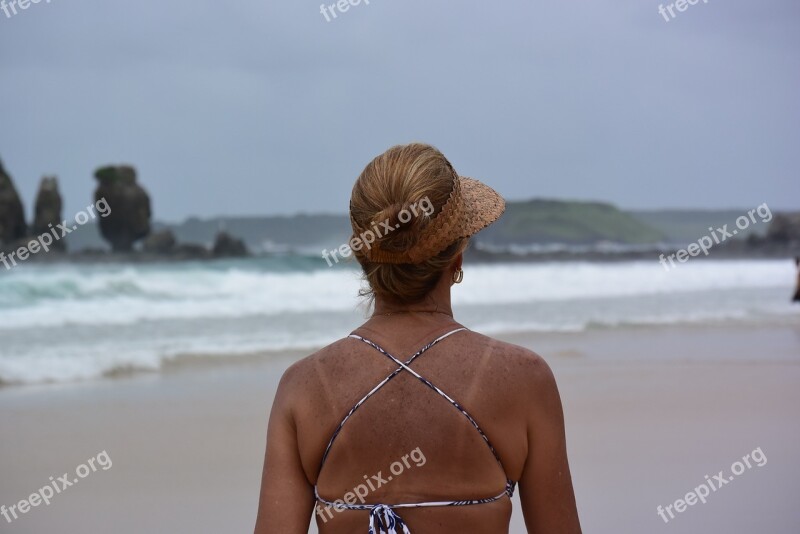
<box><xmin>93</xmin><ymin>165</ymin><xmax>152</xmax><ymax>252</ymax></box>
<box><xmin>0</xmin><ymin>159</ymin><xmax>27</xmax><ymax>247</ymax></box>
<box><xmin>33</xmin><ymin>176</ymin><xmax>66</xmax><ymax>251</ymax></box>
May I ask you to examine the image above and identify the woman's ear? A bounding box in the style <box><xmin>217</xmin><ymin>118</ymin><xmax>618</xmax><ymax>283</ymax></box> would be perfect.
<box><xmin>454</xmin><ymin>252</ymin><xmax>463</xmax><ymax>272</ymax></box>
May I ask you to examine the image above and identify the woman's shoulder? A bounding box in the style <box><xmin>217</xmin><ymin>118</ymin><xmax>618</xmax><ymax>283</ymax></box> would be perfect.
<box><xmin>276</xmin><ymin>337</ymin><xmax>353</xmax><ymax>387</ymax></box>
<box><xmin>269</xmin><ymin>338</ymin><xmax>358</xmax><ymax>418</ymax></box>
<box><xmin>465</xmin><ymin>330</ymin><xmax>547</xmax><ymax>370</ymax></box>
<box><xmin>463</xmin><ymin>330</ymin><xmax>556</xmax><ymax>385</ymax></box>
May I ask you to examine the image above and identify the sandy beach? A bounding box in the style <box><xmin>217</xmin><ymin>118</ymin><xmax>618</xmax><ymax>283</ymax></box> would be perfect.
<box><xmin>1</xmin><ymin>322</ymin><xmax>798</xmax><ymax>534</ymax></box>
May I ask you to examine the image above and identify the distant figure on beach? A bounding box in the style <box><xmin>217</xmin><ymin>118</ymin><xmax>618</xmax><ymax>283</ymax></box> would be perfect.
<box><xmin>254</xmin><ymin>144</ymin><xmax>582</xmax><ymax>533</ymax></box>
<box><xmin>794</xmin><ymin>257</ymin><xmax>800</xmax><ymax>302</ymax></box>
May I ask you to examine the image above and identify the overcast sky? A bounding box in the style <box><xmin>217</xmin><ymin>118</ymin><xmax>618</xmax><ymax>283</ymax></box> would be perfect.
<box><xmin>1</xmin><ymin>0</ymin><xmax>798</xmax><ymax>221</ymax></box>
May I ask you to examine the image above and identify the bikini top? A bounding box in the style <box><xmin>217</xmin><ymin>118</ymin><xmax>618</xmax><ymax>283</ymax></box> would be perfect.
<box><xmin>314</xmin><ymin>327</ymin><xmax>516</xmax><ymax>534</ymax></box>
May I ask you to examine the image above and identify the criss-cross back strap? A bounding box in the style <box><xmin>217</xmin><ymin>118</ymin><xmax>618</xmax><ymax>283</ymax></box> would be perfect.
<box><xmin>347</xmin><ymin>330</ymin><xmax>508</xmax><ymax>472</ymax></box>
<box><xmin>318</xmin><ymin>327</ymin><xmax>468</xmax><ymax>470</ymax></box>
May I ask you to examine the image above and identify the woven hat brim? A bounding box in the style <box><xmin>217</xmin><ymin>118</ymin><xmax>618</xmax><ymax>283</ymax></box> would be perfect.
<box><xmin>456</xmin><ymin>176</ymin><xmax>506</xmax><ymax>240</ymax></box>
<box><xmin>350</xmin><ymin>175</ymin><xmax>505</xmax><ymax>264</ymax></box>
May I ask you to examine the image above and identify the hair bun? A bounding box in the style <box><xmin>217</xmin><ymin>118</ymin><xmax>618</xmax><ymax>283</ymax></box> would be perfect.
<box><xmin>370</xmin><ymin>201</ymin><xmax>424</xmax><ymax>253</ymax></box>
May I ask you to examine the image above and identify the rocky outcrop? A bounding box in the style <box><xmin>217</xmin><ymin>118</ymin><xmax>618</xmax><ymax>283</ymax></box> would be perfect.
<box><xmin>141</xmin><ymin>229</ymin><xmax>177</xmax><ymax>254</ymax></box>
<box><xmin>766</xmin><ymin>214</ymin><xmax>800</xmax><ymax>245</ymax></box>
<box><xmin>93</xmin><ymin>165</ymin><xmax>151</xmax><ymax>252</ymax></box>
<box><xmin>0</xmin><ymin>159</ymin><xmax>27</xmax><ymax>247</ymax></box>
<box><xmin>33</xmin><ymin>176</ymin><xmax>65</xmax><ymax>251</ymax></box>
<box><xmin>212</xmin><ymin>231</ymin><xmax>249</xmax><ymax>258</ymax></box>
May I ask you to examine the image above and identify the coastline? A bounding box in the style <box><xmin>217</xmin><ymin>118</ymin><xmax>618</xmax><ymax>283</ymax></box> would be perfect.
<box><xmin>1</xmin><ymin>322</ymin><xmax>798</xmax><ymax>533</ymax></box>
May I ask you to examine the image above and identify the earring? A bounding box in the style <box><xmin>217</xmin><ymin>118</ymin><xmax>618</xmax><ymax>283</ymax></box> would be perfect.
<box><xmin>452</xmin><ymin>268</ymin><xmax>464</xmax><ymax>284</ymax></box>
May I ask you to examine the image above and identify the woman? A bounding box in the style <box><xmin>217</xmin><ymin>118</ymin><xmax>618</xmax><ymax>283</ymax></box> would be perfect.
<box><xmin>793</xmin><ymin>257</ymin><xmax>800</xmax><ymax>302</ymax></box>
<box><xmin>254</xmin><ymin>143</ymin><xmax>582</xmax><ymax>533</ymax></box>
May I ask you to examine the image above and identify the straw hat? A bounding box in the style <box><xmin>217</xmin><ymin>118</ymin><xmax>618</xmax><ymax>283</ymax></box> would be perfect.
<box><xmin>350</xmin><ymin>173</ymin><xmax>505</xmax><ymax>264</ymax></box>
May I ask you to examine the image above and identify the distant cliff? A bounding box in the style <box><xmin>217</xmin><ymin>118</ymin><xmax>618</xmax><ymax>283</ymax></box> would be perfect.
<box><xmin>478</xmin><ymin>199</ymin><xmax>665</xmax><ymax>246</ymax></box>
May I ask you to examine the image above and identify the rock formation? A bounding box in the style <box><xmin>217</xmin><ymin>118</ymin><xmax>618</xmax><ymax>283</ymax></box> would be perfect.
<box><xmin>142</xmin><ymin>229</ymin><xmax>177</xmax><ymax>254</ymax></box>
<box><xmin>212</xmin><ymin>231</ymin><xmax>249</xmax><ymax>258</ymax></box>
<box><xmin>93</xmin><ymin>165</ymin><xmax>151</xmax><ymax>252</ymax></box>
<box><xmin>33</xmin><ymin>176</ymin><xmax>65</xmax><ymax>251</ymax></box>
<box><xmin>766</xmin><ymin>213</ymin><xmax>800</xmax><ymax>244</ymax></box>
<box><xmin>0</xmin><ymin>159</ymin><xmax>27</xmax><ymax>247</ymax></box>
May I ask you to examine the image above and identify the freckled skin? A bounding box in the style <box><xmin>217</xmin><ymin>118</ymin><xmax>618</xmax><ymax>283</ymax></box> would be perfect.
<box><xmin>255</xmin><ymin>255</ymin><xmax>582</xmax><ymax>534</ymax></box>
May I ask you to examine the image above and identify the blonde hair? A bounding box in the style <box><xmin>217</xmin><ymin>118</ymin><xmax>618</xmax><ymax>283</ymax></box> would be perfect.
<box><xmin>350</xmin><ymin>143</ymin><xmax>467</xmax><ymax>305</ymax></box>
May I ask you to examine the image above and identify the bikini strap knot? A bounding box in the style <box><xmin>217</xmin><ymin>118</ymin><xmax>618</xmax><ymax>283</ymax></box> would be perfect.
<box><xmin>369</xmin><ymin>504</ymin><xmax>411</xmax><ymax>534</ymax></box>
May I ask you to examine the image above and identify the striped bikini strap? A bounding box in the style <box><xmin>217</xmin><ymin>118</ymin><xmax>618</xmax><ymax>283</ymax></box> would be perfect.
<box><xmin>314</xmin><ymin>483</ymin><xmax>514</xmax><ymax>534</ymax></box>
<box><xmin>318</xmin><ymin>327</ymin><xmax>468</xmax><ymax>471</ymax></box>
<box><xmin>315</xmin><ymin>480</ymin><xmax>516</xmax><ymax>513</ymax></box>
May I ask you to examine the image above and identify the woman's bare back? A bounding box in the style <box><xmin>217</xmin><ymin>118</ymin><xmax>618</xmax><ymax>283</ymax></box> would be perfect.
<box><xmin>283</xmin><ymin>319</ymin><xmax>561</xmax><ymax>533</ymax></box>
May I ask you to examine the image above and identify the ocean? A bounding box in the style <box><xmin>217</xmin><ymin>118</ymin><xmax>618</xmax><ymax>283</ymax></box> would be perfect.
<box><xmin>0</xmin><ymin>258</ymin><xmax>797</xmax><ymax>385</ymax></box>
